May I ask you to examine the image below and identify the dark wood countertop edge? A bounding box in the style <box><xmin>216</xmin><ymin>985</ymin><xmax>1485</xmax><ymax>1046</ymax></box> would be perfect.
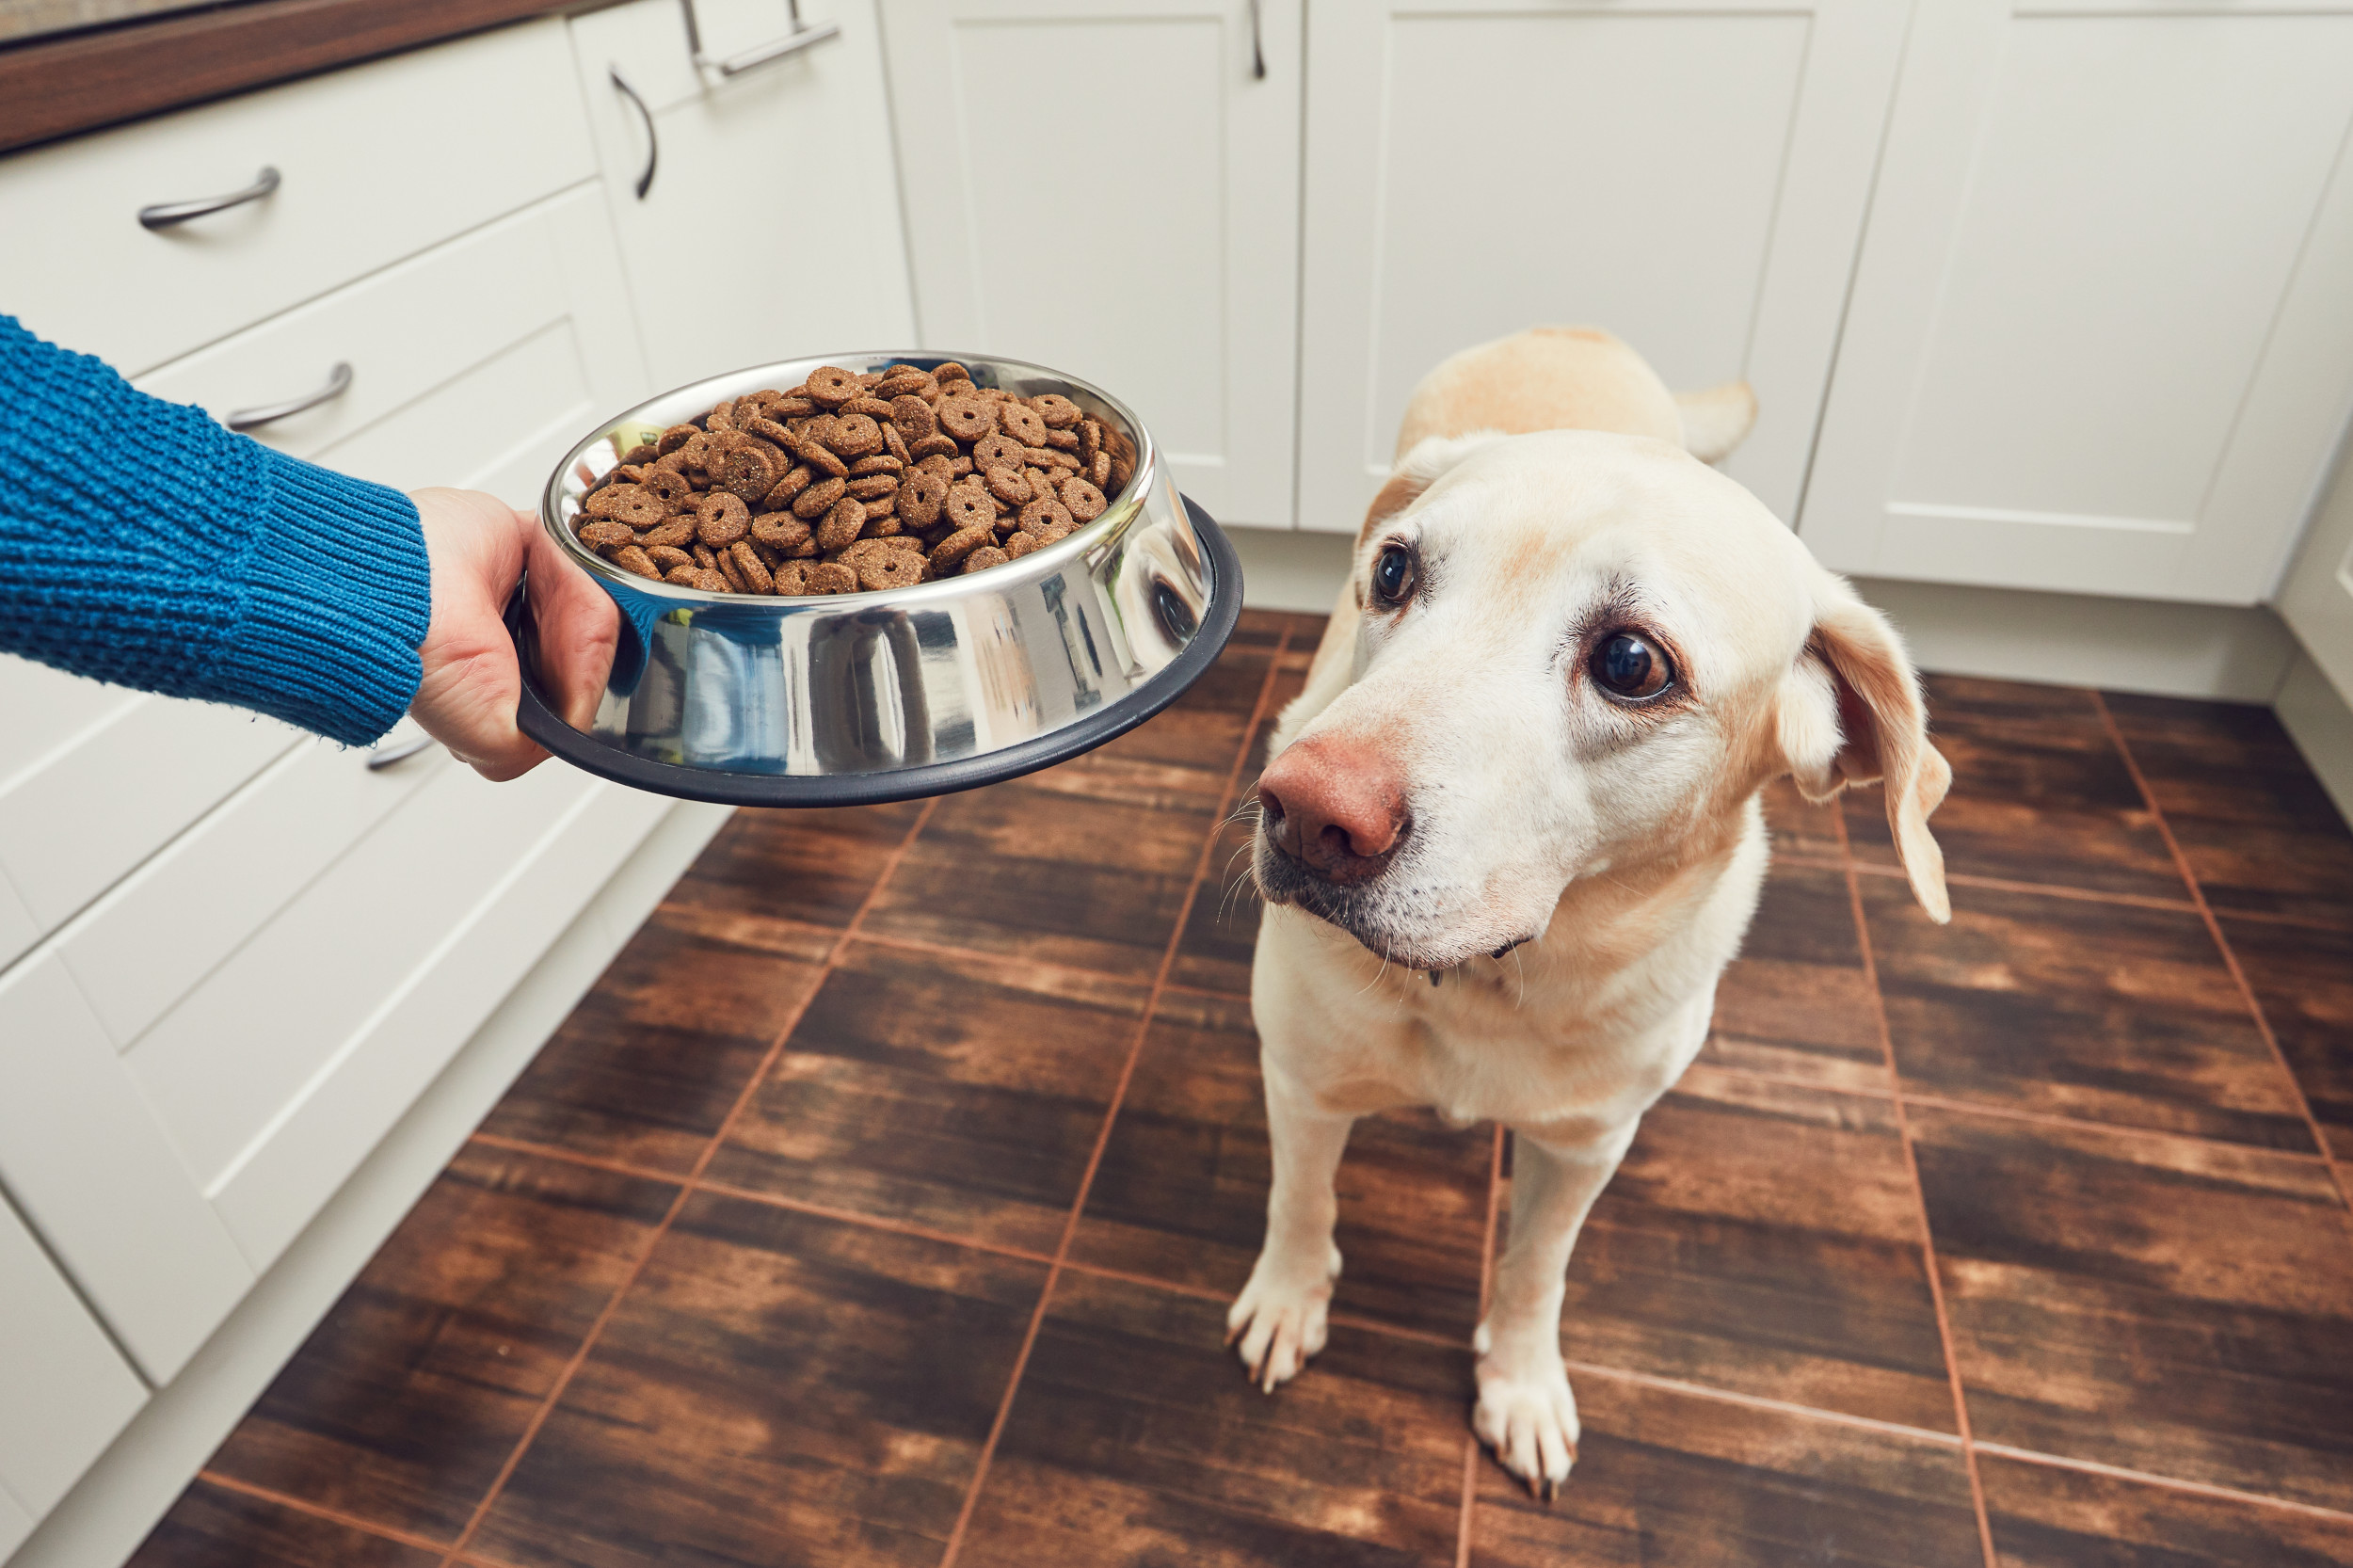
<box><xmin>0</xmin><ymin>0</ymin><xmax>592</xmax><ymax>155</ymax></box>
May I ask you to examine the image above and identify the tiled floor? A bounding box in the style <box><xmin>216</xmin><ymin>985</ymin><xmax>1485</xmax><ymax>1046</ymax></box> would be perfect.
<box><xmin>133</xmin><ymin>614</ymin><xmax>2353</xmax><ymax>1568</ymax></box>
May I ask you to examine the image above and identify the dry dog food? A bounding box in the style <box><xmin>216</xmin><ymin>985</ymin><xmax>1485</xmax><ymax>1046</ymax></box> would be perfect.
<box><xmin>572</xmin><ymin>362</ymin><xmax>1136</xmax><ymax>596</ymax></box>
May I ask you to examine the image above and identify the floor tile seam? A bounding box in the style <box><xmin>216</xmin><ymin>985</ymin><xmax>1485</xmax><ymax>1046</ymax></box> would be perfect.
<box><xmin>464</xmin><ymin>1130</ymin><xmax>687</xmax><ymax>1188</ymax></box>
<box><xmin>192</xmin><ymin>1469</ymin><xmax>456</xmax><ymax>1556</ymax></box>
<box><xmin>1835</xmin><ymin>808</ymin><xmax>2001</xmax><ymax>1568</ymax></box>
<box><xmin>1892</xmin><ymin>1090</ymin><xmax>2335</xmax><ymax>1164</ymax></box>
<box><xmin>2201</xmin><ymin>904</ymin><xmax>2353</xmax><ymax>936</ymax></box>
<box><xmin>432</xmin><ymin>798</ymin><xmax>942</xmax><ymax>1568</ymax></box>
<box><xmin>1457</xmin><ymin>1127</ymin><xmax>1508</xmax><ymax>1565</ymax></box>
<box><xmin>688</xmin><ymin>1176</ymin><xmax>1060</xmax><ymax>1265</ymax></box>
<box><xmin>2093</xmin><ymin>693</ymin><xmax>2353</xmax><ymax>1232</ymax></box>
<box><xmin>1971</xmin><ymin>1442</ymin><xmax>2353</xmax><ymax>1527</ymax></box>
<box><xmin>936</xmin><ymin>626</ymin><xmax>1299</xmax><ymax>1568</ymax></box>
<box><xmin>846</xmin><ymin>927</ymin><xmax>1160</xmax><ymax>997</ymax></box>
<box><xmin>1550</xmin><ymin>1359</ymin><xmax>1967</xmax><ymax>1449</ymax></box>
<box><xmin>1788</xmin><ymin>854</ymin><xmax>2203</xmax><ymax>914</ymax></box>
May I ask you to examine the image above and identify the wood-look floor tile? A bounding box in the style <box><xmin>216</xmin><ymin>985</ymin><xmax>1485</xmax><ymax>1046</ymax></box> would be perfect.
<box><xmin>1865</xmin><ymin>877</ymin><xmax>2313</xmax><ymax>1150</ymax></box>
<box><xmin>861</xmin><ymin>750</ymin><xmax>1221</xmax><ymax>980</ymax></box>
<box><xmin>2220</xmin><ymin>915</ymin><xmax>2353</xmax><ymax>1160</ymax></box>
<box><xmin>1070</xmin><ymin>987</ymin><xmax>1494</xmax><ymax>1339</ymax></box>
<box><xmin>1761</xmin><ymin>776</ymin><xmax>1845</xmax><ymax>860</ymax></box>
<box><xmin>957</xmin><ymin>1270</ymin><xmax>1467</xmax><ymax>1568</ymax></box>
<box><xmin>1979</xmin><ymin>1452</ymin><xmax>2353</xmax><ymax>1567</ymax></box>
<box><xmin>128</xmin><ymin>1480</ymin><xmax>442</xmax><ymax>1568</ymax></box>
<box><xmin>471</xmin><ymin>1192</ymin><xmax>1046</xmax><ymax>1568</ymax></box>
<box><xmin>475</xmin><ymin>906</ymin><xmax>825</xmax><ymax>1173</ymax></box>
<box><xmin>205</xmin><ymin>1146</ymin><xmax>677</xmax><ymax>1542</ymax></box>
<box><xmin>2105</xmin><ymin>692</ymin><xmax>2353</xmax><ymax>931</ymax></box>
<box><xmin>1910</xmin><ymin>1106</ymin><xmax>2353</xmax><ymax>1511</ymax></box>
<box><xmin>1468</xmin><ymin>1373</ymin><xmax>1983</xmax><ymax>1567</ymax></box>
<box><xmin>1096</xmin><ymin>613</ymin><xmax>1274</xmax><ymax>779</ymax></box>
<box><xmin>704</xmin><ymin>940</ymin><xmax>1150</xmax><ymax>1254</ymax></box>
<box><xmin>1844</xmin><ymin>677</ymin><xmax>2187</xmax><ymax>900</ymax></box>
<box><xmin>1700</xmin><ymin>858</ymin><xmax>1885</xmax><ymax>1093</ymax></box>
<box><xmin>660</xmin><ymin>800</ymin><xmax>922</xmax><ymax>956</ymax></box>
<box><xmin>1548</xmin><ymin>1066</ymin><xmax>1954</xmax><ymax>1432</ymax></box>
<box><xmin>1168</xmin><ymin>809</ymin><xmax>1264</xmax><ymax>995</ymax></box>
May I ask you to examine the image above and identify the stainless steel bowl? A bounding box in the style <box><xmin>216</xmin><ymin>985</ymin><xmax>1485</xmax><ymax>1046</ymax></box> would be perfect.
<box><xmin>511</xmin><ymin>351</ymin><xmax>1242</xmax><ymax>807</ymax></box>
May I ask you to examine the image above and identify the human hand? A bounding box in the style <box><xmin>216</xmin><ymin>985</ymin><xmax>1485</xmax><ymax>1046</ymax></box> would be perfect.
<box><xmin>408</xmin><ymin>488</ymin><xmax>617</xmax><ymax>782</ymax></box>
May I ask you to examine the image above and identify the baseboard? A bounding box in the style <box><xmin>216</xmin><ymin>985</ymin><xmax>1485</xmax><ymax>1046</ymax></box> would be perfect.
<box><xmin>2277</xmin><ymin>652</ymin><xmax>2353</xmax><ymax>829</ymax></box>
<box><xmin>6</xmin><ymin>798</ymin><xmax>732</xmax><ymax>1568</ymax></box>
<box><xmin>1228</xmin><ymin>525</ymin><xmax>1352</xmax><ymax>615</ymax></box>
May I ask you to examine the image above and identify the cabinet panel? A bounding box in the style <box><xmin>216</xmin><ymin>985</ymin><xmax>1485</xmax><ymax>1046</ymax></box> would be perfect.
<box><xmin>0</xmin><ymin>958</ymin><xmax>253</xmax><ymax>1384</ymax></box>
<box><xmin>1296</xmin><ymin>0</ymin><xmax>1907</xmax><ymax>531</ymax></box>
<box><xmin>0</xmin><ymin>1483</ymin><xmax>29</xmax><ymax>1562</ymax></box>
<box><xmin>0</xmin><ymin>657</ymin><xmax>137</xmax><ymax>793</ymax></box>
<box><xmin>2280</xmin><ymin>444</ymin><xmax>2353</xmax><ymax>707</ymax></box>
<box><xmin>1802</xmin><ymin>2</ymin><xmax>2353</xmax><ymax>603</ymax></box>
<box><xmin>879</xmin><ymin>0</ymin><xmax>1301</xmax><ymax>527</ymax></box>
<box><xmin>0</xmin><ymin>18</ymin><xmax>595</xmax><ymax>376</ymax></box>
<box><xmin>0</xmin><ymin>1192</ymin><xmax>148</xmax><ymax>1518</ymax></box>
<box><xmin>570</xmin><ymin>0</ymin><xmax>913</xmax><ymax>392</ymax></box>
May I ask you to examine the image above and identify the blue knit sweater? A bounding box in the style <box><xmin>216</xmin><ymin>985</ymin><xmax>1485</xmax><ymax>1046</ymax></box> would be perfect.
<box><xmin>1</xmin><ymin>314</ymin><xmax>431</xmax><ymax>746</ymax></box>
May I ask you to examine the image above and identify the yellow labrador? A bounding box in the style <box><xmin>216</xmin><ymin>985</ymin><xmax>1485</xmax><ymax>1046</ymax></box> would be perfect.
<box><xmin>1231</xmin><ymin>327</ymin><xmax>1952</xmax><ymax>1496</ymax></box>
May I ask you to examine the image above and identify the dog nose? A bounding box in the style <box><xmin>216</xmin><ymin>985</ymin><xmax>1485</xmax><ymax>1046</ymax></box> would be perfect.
<box><xmin>1257</xmin><ymin>737</ymin><xmax>1409</xmax><ymax>881</ymax></box>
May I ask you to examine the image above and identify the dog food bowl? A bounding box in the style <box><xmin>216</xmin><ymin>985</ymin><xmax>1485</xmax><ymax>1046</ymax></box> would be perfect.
<box><xmin>510</xmin><ymin>351</ymin><xmax>1242</xmax><ymax>807</ymax></box>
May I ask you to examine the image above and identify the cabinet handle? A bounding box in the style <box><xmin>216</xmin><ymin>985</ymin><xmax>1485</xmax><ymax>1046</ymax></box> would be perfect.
<box><xmin>365</xmin><ymin>734</ymin><xmax>438</xmax><ymax>771</ymax></box>
<box><xmin>610</xmin><ymin>68</ymin><xmax>659</xmax><ymax>200</ymax></box>
<box><xmin>224</xmin><ymin>361</ymin><xmax>352</xmax><ymax>431</ymax></box>
<box><xmin>680</xmin><ymin>0</ymin><xmax>839</xmax><ymax>78</ymax></box>
<box><xmin>138</xmin><ymin>166</ymin><xmax>280</xmax><ymax>230</ymax></box>
<box><xmin>1247</xmin><ymin>0</ymin><xmax>1265</xmax><ymax>79</ymax></box>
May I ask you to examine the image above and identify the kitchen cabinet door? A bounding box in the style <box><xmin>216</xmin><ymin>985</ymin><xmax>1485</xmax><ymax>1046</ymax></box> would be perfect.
<box><xmin>568</xmin><ymin>0</ymin><xmax>915</xmax><ymax>392</ymax></box>
<box><xmin>2280</xmin><ymin>445</ymin><xmax>2353</xmax><ymax>704</ymax></box>
<box><xmin>879</xmin><ymin>0</ymin><xmax>1303</xmax><ymax>530</ymax></box>
<box><xmin>1802</xmin><ymin>1</ymin><xmax>2353</xmax><ymax>605</ymax></box>
<box><xmin>0</xmin><ymin>1190</ymin><xmax>149</xmax><ymax>1525</ymax></box>
<box><xmin>1295</xmin><ymin>0</ymin><xmax>1908</xmax><ymax>533</ymax></box>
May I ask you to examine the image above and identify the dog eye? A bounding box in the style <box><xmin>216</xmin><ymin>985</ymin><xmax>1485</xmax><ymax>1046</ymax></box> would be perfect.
<box><xmin>1591</xmin><ymin>631</ymin><xmax>1674</xmax><ymax>702</ymax></box>
<box><xmin>1370</xmin><ymin>543</ymin><xmax>1417</xmax><ymax>606</ymax></box>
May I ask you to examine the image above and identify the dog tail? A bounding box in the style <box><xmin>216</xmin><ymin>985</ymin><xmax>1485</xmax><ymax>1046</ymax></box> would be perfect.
<box><xmin>1676</xmin><ymin>380</ymin><xmax>1759</xmax><ymax>465</ymax></box>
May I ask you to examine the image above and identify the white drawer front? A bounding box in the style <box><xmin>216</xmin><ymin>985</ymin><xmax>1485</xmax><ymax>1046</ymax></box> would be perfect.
<box><xmin>211</xmin><ymin>778</ymin><xmax>672</xmax><ymax>1269</ymax></box>
<box><xmin>138</xmin><ymin>184</ymin><xmax>648</xmax><ymax>508</ymax></box>
<box><xmin>0</xmin><ymin>657</ymin><xmax>138</xmax><ymax>792</ymax></box>
<box><xmin>0</xmin><ymin>1482</ymin><xmax>30</xmax><ymax>1562</ymax></box>
<box><xmin>0</xmin><ymin>958</ymin><xmax>254</xmax><ymax>1384</ymax></box>
<box><xmin>0</xmin><ymin>1192</ymin><xmax>149</xmax><ymax>1519</ymax></box>
<box><xmin>55</xmin><ymin>723</ymin><xmax>445</xmax><ymax>1048</ymax></box>
<box><xmin>0</xmin><ymin>18</ymin><xmax>595</xmax><ymax>376</ymax></box>
<box><xmin>0</xmin><ymin>695</ymin><xmax>301</xmax><ymax>937</ymax></box>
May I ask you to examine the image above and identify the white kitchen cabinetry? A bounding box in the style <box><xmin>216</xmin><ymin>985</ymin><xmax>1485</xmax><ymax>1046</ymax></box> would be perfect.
<box><xmin>1293</xmin><ymin>0</ymin><xmax>1908</xmax><ymax>533</ymax></box>
<box><xmin>569</xmin><ymin>0</ymin><xmax>914</xmax><ymax>392</ymax></box>
<box><xmin>1801</xmin><ymin>0</ymin><xmax>2353</xmax><ymax>605</ymax></box>
<box><xmin>0</xmin><ymin>1190</ymin><xmax>150</xmax><ymax>1529</ymax></box>
<box><xmin>878</xmin><ymin>0</ymin><xmax>1303</xmax><ymax>530</ymax></box>
<box><xmin>2280</xmin><ymin>445</ymin><xmax>2353</xmax><ymax>704</ymax></box>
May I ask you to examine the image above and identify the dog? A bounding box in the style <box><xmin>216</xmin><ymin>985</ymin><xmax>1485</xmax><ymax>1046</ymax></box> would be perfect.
<box><xmin>1230</xmin><ymin>327</ymin><xmax>1952</xmax><ymax>1496</ymax></box>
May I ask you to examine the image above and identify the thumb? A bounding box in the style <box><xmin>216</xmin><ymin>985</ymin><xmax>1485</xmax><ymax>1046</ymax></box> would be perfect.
<box><xmin>524</xmin><ymin>511</ymin><xmax>620</xmax><ymax>731</ymax></box>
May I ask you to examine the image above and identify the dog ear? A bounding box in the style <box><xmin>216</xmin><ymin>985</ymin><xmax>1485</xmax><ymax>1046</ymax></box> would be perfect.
<box><xmin>1355</xmin><ymin>431</ymin><xmax>1507</xmax><ymax>550</ymax></box>
<box><xmin>1777</xmin><ymin>573</ymin><xmax>1952</xmax><ymax>922</ymax></box>
<box><xmin>1674</xmin><ymin>380</ymin><xmax>1758</xmax><ymax>464</ymax></box>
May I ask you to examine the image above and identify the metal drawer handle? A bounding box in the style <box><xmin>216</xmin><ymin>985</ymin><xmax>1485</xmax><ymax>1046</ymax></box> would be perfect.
<box><xmin>138</xmin><ymin>166</ymin><xmax>280</xmax><ymax>231</ymax></box>
<box><xmin>225</xmin><ymin>362</ymin><xmax>352</xmax><ymax>432</ymax></box>
<box><xmin>1247</xmin><ymin>0</ymin><xmax>1265</xmax><ymax>79</ymax></box>
<box><xmin>680</xmin><ymin>0</ymin><xmax>839</xmax><ymax>77</ymax></box>
<box><xmin>611</xmin><ymin>68</ymin><xmax>659</xmax><ymax>200</ymax></box>
<box><xmin>366</xmin><ymin>734</ymin><xmax>437</xmax><ymax>771</ymax></box>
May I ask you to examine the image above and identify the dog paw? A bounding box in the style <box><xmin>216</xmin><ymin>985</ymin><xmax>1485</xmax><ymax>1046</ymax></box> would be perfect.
<box><xmin>1473</xmin><ymin>1352</ymin><xmax>1579</xmax><ymax>1500</ymax></box>
<box><xmin>1225</xmin><ymin>1241</ymin><xmax>1341</xmax><ymax>1393</ymax></box>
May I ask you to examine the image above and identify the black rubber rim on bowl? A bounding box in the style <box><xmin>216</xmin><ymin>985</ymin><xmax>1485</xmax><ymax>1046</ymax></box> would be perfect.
<box><xmin>508</xmin><ymin>497</ymin><xmax>1246</xmax><ymax>808</ymax></box>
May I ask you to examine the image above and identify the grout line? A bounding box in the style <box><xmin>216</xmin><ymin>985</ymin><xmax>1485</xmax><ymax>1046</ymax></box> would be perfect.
<box><xmin>1972</xmin><ymin>1442</ymin><xmax>2353</xmax><ymax>1527</ymax></box>
<box><xmin>936</xmin><ymin>624</ymin><xmax>1300</xmax><ymax>1568</ymax></box>
<box><xmin>1456</xmin><ymin>1124</ymin><xmax>1508</xmax><ymax>1568</ymax></box>
<box><xmin>195</xmin><ymin>1471</ymin><xmax>456</xmax><ymax>1555</ymax></box>
<box><xmin>1835</xmin><ymin>807</ymin><xmax>2001</xmax><ymax>1568</ymax></box>
<box><xmin>433</xmin><ymin>797</ymin><xmax>941</xmax><ymax>1568</ymax></box>
<box><xmin>2092</xmin><ymin>693</ymin><xmax>2353</xmax><ymax>1237</ymax></box>
<box><xmin>689</xmin><ymin>1177</ymin><xmax>1059</xmax><ymax>1265</ymax></box>
<box><xmin>1783</xmin><ymin>851</ymin><xmax>2204</xmax><ymax>915</ymax></box>
<box><xmin>465</xmin><ymin>1131</ymin><xmax>683</xmax><ymax>1186</ymax></box>
<box><xmin>1551</xmin><ymin>1360</ymin><xmax>1967</xmax><ymax>1449</ymax></box>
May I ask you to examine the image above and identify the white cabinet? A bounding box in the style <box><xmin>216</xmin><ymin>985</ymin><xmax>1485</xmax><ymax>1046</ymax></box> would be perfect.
<box><xmin>1293</xmin><ymin>0</ymin><xmax>1908</xmax><ymax>532</ymax></box>
<box><xmin>1801</xmin><ymin>0</ymin><xmax>2353</xmax><ymax>605</ymax></box>
<box><xmin>568</xmin><ymin>0</ymin><xmax>914</xmax><ymax>392</ymax></box>
<box><xmin>2280</xmin><ymin>445</ymin><xmax>2353</xmax><ymax>705</ymax></box>
<box><xmin>0</xmin><ymin>1191</ymin><xmax>150</xmax><ymax>1525</ymax></box>
<box><xmin>878</xmin><ymin>0</ymin><xmax>1302</xmax><ymax>530</ymax></box>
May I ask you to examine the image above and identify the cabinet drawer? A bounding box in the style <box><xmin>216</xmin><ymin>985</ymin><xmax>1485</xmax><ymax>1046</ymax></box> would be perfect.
<box><xmin>0</xmin><ymin>17</ymin><xmax>594</xmax><ymax>377</ymax></box>
<box><xmin>137</xmin><ymin>184</ymin><xmax>648</xmax><ymax>507</ymax></box>
<box><xmin>0</xmin><ymin>1191</ymin><xmax>149</xmax><ymax>1520</ymax></box>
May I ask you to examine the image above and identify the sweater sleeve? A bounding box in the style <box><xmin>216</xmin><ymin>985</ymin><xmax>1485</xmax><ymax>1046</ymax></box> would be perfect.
<box><xmin>0</xmin><ymin>314</ymin><xmax>431</xmax><ymax>746</ymax></box>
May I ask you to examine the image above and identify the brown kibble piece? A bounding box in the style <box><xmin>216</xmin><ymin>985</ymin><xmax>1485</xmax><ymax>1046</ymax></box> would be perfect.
<box><xmin>882</xmin><ymin>423</ymin><xmax>910</xmax><ymax>464</ymax></box>
<box><xmin>764</xmin><ymin>466</ymin><xmax>813</xmax><ymax>508</ymax></box>
<box><xmin>715</xmin><ymin>547</ymin><xmax>747</xmax><ymax>593</ymax></box>
<box><xmin>842</xmin><ymin>395</ymin><xmax>896</xmax><ymax>421</ymax></box>
<box><xmin>936</xmin><ymin>392</ymin><xmax>995</xmax><ymax>441</ymax></box>
<box><xmin>888</xmin><ymin>394</ymin><xmax>937</xmax><ymax>443</ymax></box>
<box><xmin>691</xmin><ymin>568</ymin><xmax>729</xmax><ymax>592</ymax></box>
<box><xmin>612</xmin><ymin>544</ymin><xmax>662</xmax><ymax>580</ymax></box>
<box><xmin>805</xmin><ymin>365</ymin><xmax>861</xmax><ymax>408</ymax></box>
<box><xmin>962</xmin><ymin>546</ymin><xmax>1010</xmax><ymax>574</ymax></box>
<box><xmin>808</xmin><ymin>561</ymin><xmax>858</xmax><ymax>595</ymax></box>
<box><xmin>972</xmin><ymin>432</ymin><xmax>1025</xmax><ymax>471</ymax></box>
<box><xmin>1018</xmin><ymin>497</ymin><xmax>1073</xmax><ymax>535</ymax></box>
<box><xmin>931</xmin><ymin>523</ymin><xmax>994</xmax><ymax>569</ymax></box>
<box><xmin>785</xmin><ymin>430</ymin><xmax>849</xmax><ymax>479</ymax></box>
<box><xmin>578</xmin><ymin>519</ymin><xmax>635</xmax><ymax>551</ymax></box>
<box><xmin>933</xmin><ymin>360</ymin><xmax>971</xmax><ymax>384</ymax></box>
<box><xmin>752</xmin><ymin>512</ymin><xmax>812</xmax><ymax>552</ymax></box>
<box><xmin>909</xmin><ymin>433</ymin><xmax>959</xmax><ymax>460</ymax></box>
<box><xmin>642</xmin><ymin>468</ymin><xmax>696</xmax><ymax>507</ymax></box>
<box><xmin>730</xmin><ymin>540</ymin><xmax>775</xmax><ymax>594</ymax></box>
<box><xmin>664</xmin><ymin>563</ymin><xmax>701</xmax><ymax>585</ymax></box>
<box><xmin>1084</xmin><ymin>452</ymin><xmax>1113</xmax><ymax>488</ymax></box>
<box><xmin>771</xmin><ymin>560</ymin><xmax>810</xmax><ymax>595</ymax></box>
<box><xmin>657</xmin><ymin>424</ymin><xmax>700</xmax><ymax>455</ymax></box>
<box><xmin>826</xmin><ymin>413</ymin><xmax>884</xmax><ymax>458</ymax></box>
<box><xmin>1042</xmin><ymin>427</ymin><xmax>1080</xmax><ymax>451</ymax></box>
<box><xmin>856</xmin><ymin>552</ymin><xmax>924</xmax><ymax>591</ymax></box>
<box><xmin>586</xmin><ymin>484</ymin><xmax>668</xmax><ymax>528</ymax></box>
<box><xmin>1059</xmin><ymin>476</ymin><xmax>1107</xmax><ymax>520</ymax></box>
<box><xmin>984</xmin><ymin>467</ymin><xmax>1032</xmax><ymax>505</ymax></box>
<box><xmin>850</xmin><ymin>454</ymin><xmax>904</xmax><ymax>476</ymax></box>
<box><xmin>1002</xmin><ymin>531</ymin><xmax>1040</xmax><ymax>559</ymax></box>
<box><xmin>793</xmin><ymin>475</ymin><xmax>848</xmax><ymax>519</ymax></box>
<box><xmin>621</xmin><ymin>441</ymin><xmax>660</xmax><ymax>466</ymax></box>
<box><xmin>818</xmin><ymin>496</ymin><xmax>867</xmax><ymax>552</ymax></box>
<box><xmin>648</xmin><ymin>545</ymin><xmax>696</xmax><ymax>572</ymax></box>
<box><xmin>997</xmin><ymin>401</ymin><xmax>1047</xmax><ymax>445</ymax></box>
<box><xmin>640</xmin><ymin>517</ymin><xmax>696</xmax><ymax>550</ymax></box>
<box><xmin>846</xmin><ymin>474</ymin><xmax>900</xmax><ymax>502</ymax></box>
<box><xmin>943</xmin><ymin>479</ymin><xmax>995</xmax><ymax>533</ymax></box>
<box><xmin>897</xmin><ymin>469</ymin><xmax>951</xmax><ymax>526</ymax></box>
<box><xmin>1030</xmin><ymin>393</ymin><xmax>1081</xmax><ymax>429</ymax></box>
<box><xmin>695</xmin><ymin>491</ymin><xmax>752</xmax><ymax>546</ymax></box>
